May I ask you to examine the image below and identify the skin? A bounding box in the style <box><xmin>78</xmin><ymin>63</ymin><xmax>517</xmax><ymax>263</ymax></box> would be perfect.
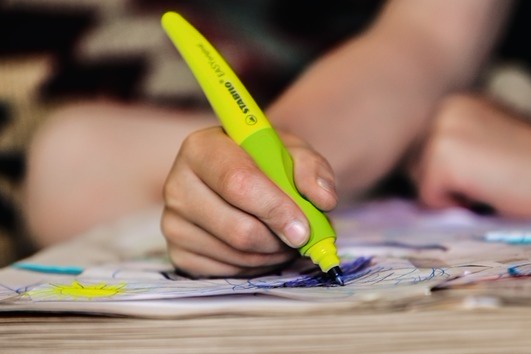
<box><xmin>23</xmin><ymin>1</ymin><xmax>516</xmax><ymax>277</ymax></box>
<box><xmin>268</xmin><ymin>0</ymin><xmax>513</xmax><ymax>196</ymax></box>
<box><xmin>23</xmin><ymin>102</ymin><xmax>216</xmax><ymax>247</ymax></box>
<box><xmin>161</xmin><ymin>0</ymin><xmax>514</xmax><ymax>277</ymax></box>
<box><xmin>162</xmin><ymin>128</ymin><xmax>338</xmax><ymax>277</ymax></box>
<box><xmin>407</xmin><ymin>94</ymin><xmax>531</xmax><ymax>218</ymax></box>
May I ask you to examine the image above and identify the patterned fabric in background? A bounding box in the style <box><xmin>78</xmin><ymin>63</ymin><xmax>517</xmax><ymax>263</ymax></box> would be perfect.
<box><xmin>0</xmin><ymin>0</ymin><xmax>530</xmax><ymax>264</ymax></box>
<box><xmin>1</xmin><ymin>0</ymin><xmax>384</xmax><ymax>105</ymax></box>
<box><xmin>0</xmin><ymin>0</ymin><xmax>383</xmax><ymax>263</ymax></box>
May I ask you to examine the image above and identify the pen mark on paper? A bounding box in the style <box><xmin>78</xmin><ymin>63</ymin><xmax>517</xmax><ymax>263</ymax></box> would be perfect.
<box><xmin>25</xmin><ymin>280</ymin><xmax>127</xmax><ymax>300</ymax></box>
<box><xmin>244</xmin><ymin>257</ymin><xmax>372</xmax><ymax>289</ymax></box>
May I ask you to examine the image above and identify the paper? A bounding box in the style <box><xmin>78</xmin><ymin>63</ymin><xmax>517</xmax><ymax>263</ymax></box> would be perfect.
<box><xmin>1</xmin><ymin>199</ymin><xmax>530</xmax><ymax>317</ymax></box>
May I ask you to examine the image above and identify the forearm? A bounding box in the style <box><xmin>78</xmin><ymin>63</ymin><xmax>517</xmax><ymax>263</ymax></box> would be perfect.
<box><xmin>268</xmin><ymin>0</ymin><xmax>513</xmax><ymax>197</ymax></box>
<box><xmin>375</xmin><ymin>0</ymin><xmax>513</xmax><ymax>89</ymax></box>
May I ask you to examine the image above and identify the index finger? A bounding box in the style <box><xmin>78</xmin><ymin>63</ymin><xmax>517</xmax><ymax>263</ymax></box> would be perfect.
<box><xmin>187</xmin><ymin>127</ymin><xmax>310</xmax><ymax>248</ymax></box>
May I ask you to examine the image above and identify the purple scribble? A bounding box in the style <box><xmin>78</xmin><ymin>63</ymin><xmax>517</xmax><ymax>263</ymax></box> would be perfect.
<box><xmin>249</xmin><ymin>256</ymin><xmax>372</xmax><ymax>289</ymax></box>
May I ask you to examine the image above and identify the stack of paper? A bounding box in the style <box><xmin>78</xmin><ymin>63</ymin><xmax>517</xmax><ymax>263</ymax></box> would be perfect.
<box><xmin>1</xmin><ymin>199</ymin><xmax>530</xmax><ymax>318</ymax></box>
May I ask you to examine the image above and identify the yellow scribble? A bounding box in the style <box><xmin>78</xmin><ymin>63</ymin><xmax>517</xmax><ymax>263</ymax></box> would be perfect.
<box><xmin>28</xmin><ymin>280</ymin><xmax>126</xmax><ymax>300</ymax></box>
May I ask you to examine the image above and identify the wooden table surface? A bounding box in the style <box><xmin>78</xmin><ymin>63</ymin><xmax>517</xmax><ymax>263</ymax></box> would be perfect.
<box><xmin>1</xmin><ymin>306</ymin><xmax>530</xmax><ymax>354</ymax></box>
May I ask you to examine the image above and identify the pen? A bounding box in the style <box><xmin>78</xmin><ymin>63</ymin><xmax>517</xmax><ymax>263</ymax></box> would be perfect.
<box><xmin>161</xmin><ymin>12</ymin><xmax>344</xmax><ymax>285</ymax></box>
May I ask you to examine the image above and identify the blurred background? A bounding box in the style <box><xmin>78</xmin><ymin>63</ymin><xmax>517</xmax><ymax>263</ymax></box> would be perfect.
<box><xmin>0</xmin><ymin>0</ymin><xmax>530</xmax><ymax>266</ymax></box>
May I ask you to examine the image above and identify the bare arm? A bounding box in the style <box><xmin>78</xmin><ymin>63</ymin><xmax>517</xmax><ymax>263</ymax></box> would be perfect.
<box><xmin>160</xmin><ymin>1</ymin><xmax>514</xmax><ymax>277</ymax></box>
<box><xmin>267</xmin><ymin>0</ymin><xmax>513</xmax><ymax>199</ymax></box>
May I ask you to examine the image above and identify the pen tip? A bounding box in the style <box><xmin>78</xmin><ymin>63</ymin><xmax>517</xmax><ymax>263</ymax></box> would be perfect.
<box><xmin>327</xmin><ymin>266</ymin><xmax>345</xmax><ymax>286</ymax></box>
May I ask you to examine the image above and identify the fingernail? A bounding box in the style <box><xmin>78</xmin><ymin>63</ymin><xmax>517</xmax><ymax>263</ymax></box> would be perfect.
<box><xmin>283</xmin><ymin>220</ymin><xmax>308</xmax><ymax>248</ymax></box>
<box><xmin>317</xmin><ymin>177</ymin><xmax>336</xmax><ymax>194</ymax></box>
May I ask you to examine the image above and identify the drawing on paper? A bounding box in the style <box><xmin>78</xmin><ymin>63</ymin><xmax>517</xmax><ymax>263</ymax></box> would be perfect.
<box><xmin>0</xmin><ymin>199</ymin><xmax>530</xmax><ymax>312</ymax></box>
<box><xmin>246</xmin><ymin>256</ymin><xmax>373</xmax><ymax>288</ymax></box>
<box><xmin>26</xmin><ymin>280</ymin><xmax>127</xmax><ymax>300</ymax></box>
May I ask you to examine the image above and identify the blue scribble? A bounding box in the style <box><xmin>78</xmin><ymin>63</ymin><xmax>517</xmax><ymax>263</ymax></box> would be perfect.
<box><xmin>508</xmin><ymin>263</ymin><xmax>531</xmax><ymax>276</ymax></box>
<box><xmin>484</xmin><ymin>230</ymin><xmax>531</xmax><ymax>245</ymax></box>
<box><xmin>247</xmin><ymin>256</ymin><xmax>372</xmax><ymax>289</ymax></box>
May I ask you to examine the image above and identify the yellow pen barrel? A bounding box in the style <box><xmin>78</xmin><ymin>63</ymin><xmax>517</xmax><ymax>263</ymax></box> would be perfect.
<box><xmin>240</xmin><ymin>128</ymin><xmax>339</xmax><ymax>271</ymax></box>
<box><xmin>161</xmin><ymin>11</ymin><xmax>270</xmax><ymax>144</ymax></box>
<box><xmin>161</xmin><ymin>11</ymin><xmax>341</xmax><ymax>274</ymax></box>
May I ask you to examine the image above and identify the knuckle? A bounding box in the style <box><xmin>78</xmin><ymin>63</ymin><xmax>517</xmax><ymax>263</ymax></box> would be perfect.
<box><xmin>162</xmin><ymin>180</ymin><xmax>179</xmax><ymax>206</ymax></box>
<box><xmin>293</xmin><ymin>148</ymin><xmax>334</xmax><ymax>185</ymax></box>
<box><xmin>160</xmin><ymin>217</ymin><xmax>173</xmax><ymax>240</ymax></box>
<box><xmin>163</xmin><ymin>188</ymin><xmax>186</xmax><ymax>215</ymax></box>
<box><xmin>264</xmin><ymin>199</ymin><xmax>293</xmax><ymax>224</ymax></box>
<box><xmin>162</xmin><ymin>165</ymin><xmax>186</xmax><ymax>210</ymax></box>
<box><xmin>227</xmin><ymin>217</ymin><xmax>263</xmax><ymax>252</ymax></box>
<box><xmin>219</xmin><ymin>167</ymin><xmax>256</xmax><ymax>200</ymax></box>
<box><xmin>162</xmin><ymin>170</ymin><xmax>188</xmax><ymax>212</ymax></box>
<box><xmin>179</xmin><ymin>129</ymin><xmax>211</xmax><ymax>160</ymax></box>
<box><xmin>160</xmin><ymin>209</ymin><xmax>183</xmax><ymax>243</ymax></box>
<box><xmin>181</xmin><ymin>132</ymin><xmax>199</xmax><ymax>151</ymax></box>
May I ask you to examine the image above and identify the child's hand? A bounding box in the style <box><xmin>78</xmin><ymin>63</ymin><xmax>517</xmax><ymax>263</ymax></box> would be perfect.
<box><xmin>161</xmin><ymin>126</ymin><xmax>338</xmax><ymax>278</ymax></box>
<box><xmin>408</xmin><ymin>94</ymin><xmax>531</xmax><ymax>218</ymax></box>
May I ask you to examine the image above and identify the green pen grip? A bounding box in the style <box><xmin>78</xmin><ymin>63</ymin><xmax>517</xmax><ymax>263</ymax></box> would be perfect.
<box><xmin>240</xmin><ymin>127</ymin><xmax>336</xmax><ymax>255</ymax></box>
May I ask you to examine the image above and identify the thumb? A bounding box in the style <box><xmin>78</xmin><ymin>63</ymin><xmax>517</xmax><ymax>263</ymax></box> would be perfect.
<box><xmin>281</xmin><ymin>132</ymin><xmax>338</xmax><ymax>212</ymax></box>
<box><xmin>223</xmin><ymin>165</ymin><xmax>311</xmax><ymax>248</ymax></box>
<box><xmin>290</xmin><ymin>145</ymin><xmax>338</xmax><ymax>212</ymax></box>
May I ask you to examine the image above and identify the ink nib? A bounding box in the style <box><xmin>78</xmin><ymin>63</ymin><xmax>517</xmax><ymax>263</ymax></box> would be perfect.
<box><xmin>328</xmin><ymin>266</ymin><xmax>345</xmax><ymax>286</ymax></box>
